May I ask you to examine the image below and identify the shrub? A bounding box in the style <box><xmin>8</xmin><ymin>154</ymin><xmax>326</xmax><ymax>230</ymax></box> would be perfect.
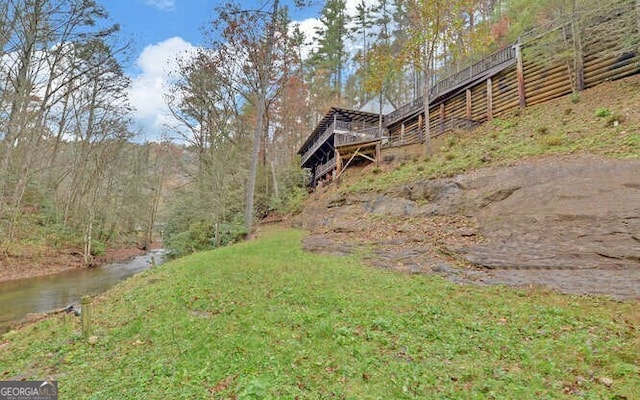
<box><xmin>90</xmin><ymin>239</ymin><xmax>106</xmax><ymax>256</ymax></box>
<box><xmin>595</xmin><ymin>107</ymin><xmax>612</xmax><ymax>118</ymax></box>
<box><xmin>165</xmin><ymin>219</ymin><xmax>247</xmax><ymax>258</ymax></box>
<box><xmin>276</xmin><ymin>186</ymin><xmax>308</xmax><ymax>215</ymax></box>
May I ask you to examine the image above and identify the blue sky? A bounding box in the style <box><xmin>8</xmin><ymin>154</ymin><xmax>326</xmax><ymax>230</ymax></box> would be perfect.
<box><xmin>101</xmin><ymin>0</ymin><xmax>362</xmax><ymax>140</ymax></box>
<box><xmin>104</xmin><ymin>1</ymin><xmax>323</xmax><ymax>71</ymax></box>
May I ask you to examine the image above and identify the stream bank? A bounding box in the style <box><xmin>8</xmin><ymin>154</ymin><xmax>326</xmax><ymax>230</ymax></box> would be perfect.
<box><xmin>0</xmin><ymin>244</ymin><xmax>161</xmax><ymax>283</ymax></box>
<box><xmin>0</xmin><ymin>249</ymin><xmax>165</xmax><ymax>333</ymax></box>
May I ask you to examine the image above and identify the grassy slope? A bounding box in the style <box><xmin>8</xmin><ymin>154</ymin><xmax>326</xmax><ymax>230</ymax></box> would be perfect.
<box><xmin>343</xmin><ymin>75</ymin><xmax>640</xmax><ymax>192</ymax></box>
<box><xmin>1</xmin><ymin>228</ymin><xmax>638</xmax><ymax>399</ymax></box>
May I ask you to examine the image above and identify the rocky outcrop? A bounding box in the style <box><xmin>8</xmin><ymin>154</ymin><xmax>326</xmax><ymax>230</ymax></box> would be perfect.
<box><xmin>293</xmin><ymin>155</ymin><xmax>640</xmax><ymax>299</ymax></box>
<box><xmin>455</xmin><ymin>157</ymin><xmax>640</xmax><ymax>270</ymax></box>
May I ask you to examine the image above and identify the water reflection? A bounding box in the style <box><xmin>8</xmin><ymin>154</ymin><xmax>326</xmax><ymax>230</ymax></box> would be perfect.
<box><xmin>0</xmin><ymin>249</ymin><xmax>165</xmax><ymax>333</ymax></box>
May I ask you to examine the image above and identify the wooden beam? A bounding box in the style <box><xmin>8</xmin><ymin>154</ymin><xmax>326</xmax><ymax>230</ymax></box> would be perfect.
<box><xmin>487</xmin><ymin>77</ymin><xmax>493</xmax><ymax>121</ymax></box>
<box><xmin>571</xmin><ymin>19</ymin><xmax>584</xmax><ymax>91</ymax></box>
<box><xmin>466</xmin><ymin>88</ymin><xmax>472</xmax><ymax>119</ymax></box>
<box><xmin>515</xmin><ymin>43</ymin><xmax>527</xmax><ymax>109</ymax></box>
<box><xmin>336</xmin><ymin>147</ymin><xmax>361</xmax><ymax>180</ymax></box>
<box><xmin>358</xmin><ymin>151</ymin><xmax>376</xmax><ymax>163</ymax></box>
<box><xmin>439</xmin><ymin>103</ymin><xmax>446</xmax><ymax>134</ymax></box>
<box><xmin>335</xmin><ymin>149</ymin><xmax>342</xmax><ymax>183</ymax></box>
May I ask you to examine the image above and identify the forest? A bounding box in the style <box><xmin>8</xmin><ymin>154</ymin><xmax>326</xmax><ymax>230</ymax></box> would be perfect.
<box><xmin>0</xmin><ymin>0</ymin><xmax>637</xmax><ymax>264</ymax></box>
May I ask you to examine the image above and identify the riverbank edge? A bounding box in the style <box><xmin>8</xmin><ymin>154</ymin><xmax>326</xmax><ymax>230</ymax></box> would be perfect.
<box><xmin>0</xmin><ymin>244</ymin><xmax>161</xmax><ymax>284</ymax></box>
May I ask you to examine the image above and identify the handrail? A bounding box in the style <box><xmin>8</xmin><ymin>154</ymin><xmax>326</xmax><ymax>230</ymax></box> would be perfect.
<box><xmin>315</xmin><ymin>157</ymin><xmax>336</xmax><ymax>179</ymax></box>
<box><xmin>385</xmin><ymin>46</ymin><xmax>516</xmax><ymax>128</ymax></box>
<box><xmin>334</xmin><ymin>120</ymin><xmax>351</xmax><ymax>132</ymax></box>
<box><xmin>335</xmin><ymin>125</ymin><xmax>382</xmax><ymax>147</ymax></box>
<box><xmin>385</xmin><ymin>97</ymin><xmax>424</xmax><ymax>127</ymax></box>
<box><xmin>432</xmin><ymin>46</ymin><xmax>516</xmax><ymax>99</ymax></box>
<box><xmin>300</xmin><ymin>124</ymin><xmax>335</xmax><ymax>166</ymax></box>
<box><xmin>302</xmin><ymin>121</ymin><xmax>384</xmax><ymax>164</ymax></box>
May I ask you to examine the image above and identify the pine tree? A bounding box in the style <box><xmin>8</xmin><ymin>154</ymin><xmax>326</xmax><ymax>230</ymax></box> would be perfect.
<box><xmin>309</xmin><ymin>0</ymin><xmax>349</xmax><ymax>100</ymax></box>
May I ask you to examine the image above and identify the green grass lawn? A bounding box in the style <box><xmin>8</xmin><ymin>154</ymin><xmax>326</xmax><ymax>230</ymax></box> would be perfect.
<box><xmin>1</xmin><ymin>228</ymin><xmax>638</xmax><ymax>399</ymax></box>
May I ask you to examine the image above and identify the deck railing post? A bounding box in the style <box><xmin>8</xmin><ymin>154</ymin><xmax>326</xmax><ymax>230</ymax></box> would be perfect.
<box><xmin>487</xmin><ymin>78</ymin><xmax>493</xmax><ymax>122</ymax></box>
<box><xmin>515</xmin><ymin>42</ymin><xmax>527</xmax><ymax>109</ymax></box>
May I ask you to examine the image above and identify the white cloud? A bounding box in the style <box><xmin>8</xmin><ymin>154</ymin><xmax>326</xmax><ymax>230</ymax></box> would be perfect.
<box><xmin>144</xmin><ymin>0</ymin><xmax>175</xmax><ymax>11</ymax></box>
<box><xmin>290</xmin><ymin>0</ymin><xmax>384</xmax><ymax>60</ymax></box>
<box><xmin>289</xmin><ymin>17</ymin><xmax>321</xmax><ymax>60</ymax></box>
<box><xmin>128</xmin><ymin>37</ymin><xmax>196</xmax><ymax>138</ymax></box>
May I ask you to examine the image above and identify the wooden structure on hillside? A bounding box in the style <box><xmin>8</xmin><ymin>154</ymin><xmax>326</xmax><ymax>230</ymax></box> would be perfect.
<box><xmin>299</xmin><ymin>0</ymin><xmax>640</xmax><ymax>187</ymax></box>
<box><xmin>298</xmin><ymin>107</ymin><xmax>382</xmax><ymax>186</ymax></box>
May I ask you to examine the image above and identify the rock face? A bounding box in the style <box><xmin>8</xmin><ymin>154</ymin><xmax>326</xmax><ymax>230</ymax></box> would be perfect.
<box><xmin>293</xmin><ymin>155</ymin><xmax>640</xmax><ymax>299</ymax></box>
<box><xmin>455</xmin><ymin>157</ymin><xmax>640</xmax><ymax>270</ymax></box>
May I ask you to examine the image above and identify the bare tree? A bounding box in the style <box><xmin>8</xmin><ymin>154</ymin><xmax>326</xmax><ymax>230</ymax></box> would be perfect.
<box><xmin>0</xmin><ymin>0</ymin><xmax>128</xmax><ymax>254</ymax></box>
<box><xmin>202</xmin><ymin>1</ymin><xmax>296</xmax><ymax>232</ymax></box>
<box><xmin>401</xmin><ymin>0</ymin><xmax>475</xmax><ymax>155</ymax></box>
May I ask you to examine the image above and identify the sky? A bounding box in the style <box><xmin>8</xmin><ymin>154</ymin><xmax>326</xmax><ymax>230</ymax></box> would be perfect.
<box><xmin>102</xmin><ymin>0</ymin><xmax>368</xmax><ymax>141</ymax></box>
<box><xmin>101</xmin><ymin>0</ymin><xmax>318</xmax><ymax>140</ymax></box>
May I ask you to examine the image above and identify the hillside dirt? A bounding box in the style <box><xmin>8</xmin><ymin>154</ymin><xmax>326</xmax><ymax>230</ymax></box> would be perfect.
<box><xmin>291</xmin><ymin>155</ymin><xmax>640</xmax><ymax>301</ymax></box>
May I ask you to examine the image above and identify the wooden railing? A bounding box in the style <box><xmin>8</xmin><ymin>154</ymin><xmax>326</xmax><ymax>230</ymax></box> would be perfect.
<box><xmin>302</xmin><ymin>121</ymin><xmax>385</xmax><ymax>165</ymax></box>
<box><xmin>300</xmin><ymin>125</ymin><xmax>335</xmax><ymax>166</ymax></box>
<box><xmin>334</xmin><ymin>125</ymin><xmax>382</xmax><ymax>147</ymax></box>
<box><xmin>314</xmin><ymin>157</ymin><xmax>336</xmax><ymax>180</ymax></box>
<box><xmin>385</xmin><ymin>97</ymin><xmax>424</xmax><ymax>128</ymax></box>
<box><xmin>333</xmin><ymin>120</ymin><xmax>352</xmax><ymax>132</ymax></box>
<box><xmin>385</xmin><ymin>46</ymin><xmax>516</xmax><ymax>127</ymax></box>
<box><xmin>433</xmin><ymin>46</ymin><xmax>516</xmax><ymax>99</ymax></box>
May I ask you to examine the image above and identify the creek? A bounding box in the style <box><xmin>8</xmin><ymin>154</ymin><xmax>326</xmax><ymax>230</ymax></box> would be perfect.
<box><xmin>0</xmin><ymin>249</ymin><xmax>165</xmax><ymax>333</ymax></box>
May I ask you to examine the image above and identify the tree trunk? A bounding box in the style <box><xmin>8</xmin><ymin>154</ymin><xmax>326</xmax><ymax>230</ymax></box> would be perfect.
<box><xmin>244</xmin><ymin>0</ymin><xmax>279</xmax><ymax>233</ymax></box>
<box><xmin>571</xmin><ymin>0</ymin><xmax>584</xmax><ymax>91</ymax></box>
<box><xmin>423</xmin><ymin>63</ymin><xmax>432</xmax><ymax>156</ymax></box>
<box><xmin>270</xmin><ymin>159</ymin><xmax>279</xmax><ymax>202</ymax></box>
<box><xmin>146</xmin><ymin>170</ymin><xmax>163</xmax><ymax>248</ymax></box>
<box><xmin>84</xmin><ymin>208</ymin><xmax>94</xmax><ymax>266</ymax></box>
